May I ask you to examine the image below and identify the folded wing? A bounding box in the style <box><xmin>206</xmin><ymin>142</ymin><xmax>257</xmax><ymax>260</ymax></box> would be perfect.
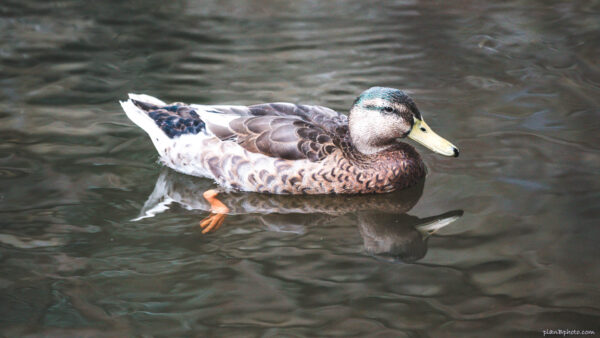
<box><xmin>201</xmin><ymin>103</ymin><xmax>349</xmax><ymax>162</ymax></box>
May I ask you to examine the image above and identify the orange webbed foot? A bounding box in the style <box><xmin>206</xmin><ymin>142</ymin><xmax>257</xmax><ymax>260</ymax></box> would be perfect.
<box><xmin>199</xmin><ymin>189</ymin><xmax>230</xmax><ymax>234</ymax></box>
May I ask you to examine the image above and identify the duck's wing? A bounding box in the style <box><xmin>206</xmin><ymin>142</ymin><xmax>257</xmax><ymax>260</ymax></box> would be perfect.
<box><xmin>198</xmin><ymin>103</ymin><xmax>349</xmax><ymax>162</ymax></box>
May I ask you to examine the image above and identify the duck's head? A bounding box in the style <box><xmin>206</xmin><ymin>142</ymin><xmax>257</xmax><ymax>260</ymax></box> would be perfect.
<box><xmin>348</xmin><ymin>87</ymin><xmax>459</xmax><ymax>157</ymax></box>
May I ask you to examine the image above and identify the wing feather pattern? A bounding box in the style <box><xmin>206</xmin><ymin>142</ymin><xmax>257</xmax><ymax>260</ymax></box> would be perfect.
<box><xmin>203</xmin><ymin>103</ymin><xmax>348</xmax><ymax>162</ymax></box>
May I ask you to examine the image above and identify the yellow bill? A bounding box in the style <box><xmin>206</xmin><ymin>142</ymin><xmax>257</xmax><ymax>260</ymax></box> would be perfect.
<box><xmin>408</xmin><ymin>119</ymin><xmax>459</xmax><ymax>157</ymax></box>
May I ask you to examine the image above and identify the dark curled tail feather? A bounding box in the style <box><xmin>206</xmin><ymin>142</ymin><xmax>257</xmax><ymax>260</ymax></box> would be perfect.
<box><xmin>132</xmin><ymin>99</ymin><xmax>206</xmax><ymax>139</ymax></box>
<box><xmin>132</xmin><ymin>99</ymin><xmax>159</xmax><ymax>112</ymax></box>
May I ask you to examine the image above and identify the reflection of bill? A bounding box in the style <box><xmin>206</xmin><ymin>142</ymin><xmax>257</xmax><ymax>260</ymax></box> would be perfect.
<box><xmin>134</xmin><ymin>169</ymin><xmax>463</xmax><ymax>262</ymax></box>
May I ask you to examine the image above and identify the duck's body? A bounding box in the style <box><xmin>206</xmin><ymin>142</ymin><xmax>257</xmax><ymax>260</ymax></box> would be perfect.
<box><xmin>121</xmin><ymin>88</ymin><xmax>457</xmax><ymax>195</ymax></box>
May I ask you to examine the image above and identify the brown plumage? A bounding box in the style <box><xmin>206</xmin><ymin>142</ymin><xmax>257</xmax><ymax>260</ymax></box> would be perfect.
<box><xmin>209</xmin><ymin>103</ymin><xmax>344</xmax><ymax>162</ymax></box>
<box><xmin>121</xmin><ymin>87</ymin><xmax>459</xmax><ymax>195</ymax></box>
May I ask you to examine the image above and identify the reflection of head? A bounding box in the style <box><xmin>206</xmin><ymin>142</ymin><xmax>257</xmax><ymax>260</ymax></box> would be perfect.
<box><xmin>358</xmin><ymin>210</ymin><xmax>463</xmax><ymax>263</ymax></box>
<box><xmin>358</xmin><ymin>213</ymin><xmax>427</xmax><ymax>263</ymax></box>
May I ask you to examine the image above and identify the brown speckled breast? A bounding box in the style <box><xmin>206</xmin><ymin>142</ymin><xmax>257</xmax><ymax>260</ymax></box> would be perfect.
<box><xmin>188</xmin><ymin>140</ymin><xmax>427</xmax><ymax>195</ymax></box>
<box><xmin>292</xmin><ymin>142</ymin><xmax>426</xmax><ymax>194</ymax></box>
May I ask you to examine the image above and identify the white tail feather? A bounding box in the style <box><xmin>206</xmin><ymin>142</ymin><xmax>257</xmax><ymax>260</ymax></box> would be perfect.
<box><xmin>120</xmin><ymin>98</ymin><xmax>170</xmax><ymax>157</ymax></box>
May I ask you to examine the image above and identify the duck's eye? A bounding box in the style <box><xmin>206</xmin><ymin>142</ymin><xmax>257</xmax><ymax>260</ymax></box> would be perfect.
<box><xmin>420</xmin><ymin>127</ymin><xmax>427</xmax><ymax>132</ymax></box>
<box><xmin>384</xmin><ymin>107</ymin><xmax>394</xmax><ymax>113</ymax></box>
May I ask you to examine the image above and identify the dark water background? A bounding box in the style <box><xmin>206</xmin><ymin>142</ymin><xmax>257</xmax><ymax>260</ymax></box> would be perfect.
<box><xmin>1</xmin><ymin>0</ymin><xmax>599</xmax><ymax>336</ymax></box>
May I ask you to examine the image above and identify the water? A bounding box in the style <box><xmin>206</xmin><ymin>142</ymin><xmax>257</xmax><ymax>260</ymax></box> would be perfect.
<box><xmin>1</xmin><ymin>0</ymin><xmax>599</xmax><ymax>336</ymax></box>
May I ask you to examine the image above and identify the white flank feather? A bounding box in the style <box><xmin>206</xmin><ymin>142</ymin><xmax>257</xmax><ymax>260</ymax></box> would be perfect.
<box><xmin>191</xmin><ymin>104</ymin><xmax>243</xmax><ymax>128</ymax></box>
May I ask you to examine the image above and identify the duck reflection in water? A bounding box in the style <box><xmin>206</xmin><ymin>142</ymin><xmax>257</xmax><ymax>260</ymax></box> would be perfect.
<box><xmin>135</xmin><ymin>169</ymin><xmax>463</xmax><ymax>263</ymax></box>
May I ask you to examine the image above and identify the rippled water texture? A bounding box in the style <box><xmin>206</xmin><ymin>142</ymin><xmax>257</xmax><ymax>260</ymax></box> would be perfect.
<box><xmin>1</xmin><ymin>1</ymin><xmax>599</xmax><ymax>336</ymax></box>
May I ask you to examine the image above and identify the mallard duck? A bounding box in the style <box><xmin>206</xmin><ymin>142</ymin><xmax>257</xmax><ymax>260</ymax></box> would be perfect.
<box><xmin>121</xmin><ymin>87</ymin><xmax>458</xmax><ymax>232</ymax></box>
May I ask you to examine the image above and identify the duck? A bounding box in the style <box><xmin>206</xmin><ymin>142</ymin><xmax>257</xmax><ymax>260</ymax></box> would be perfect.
<box><xmin>120</xmin><ymin>87</ymin><xmax>459</xmax><ymax>232</ymax></box>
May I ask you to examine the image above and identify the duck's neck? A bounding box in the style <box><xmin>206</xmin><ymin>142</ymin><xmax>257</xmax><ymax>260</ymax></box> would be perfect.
<box><xmin>350</xmin><ymin>134</ymin><xmax>396</xmax><ymax>155</ymax></box>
